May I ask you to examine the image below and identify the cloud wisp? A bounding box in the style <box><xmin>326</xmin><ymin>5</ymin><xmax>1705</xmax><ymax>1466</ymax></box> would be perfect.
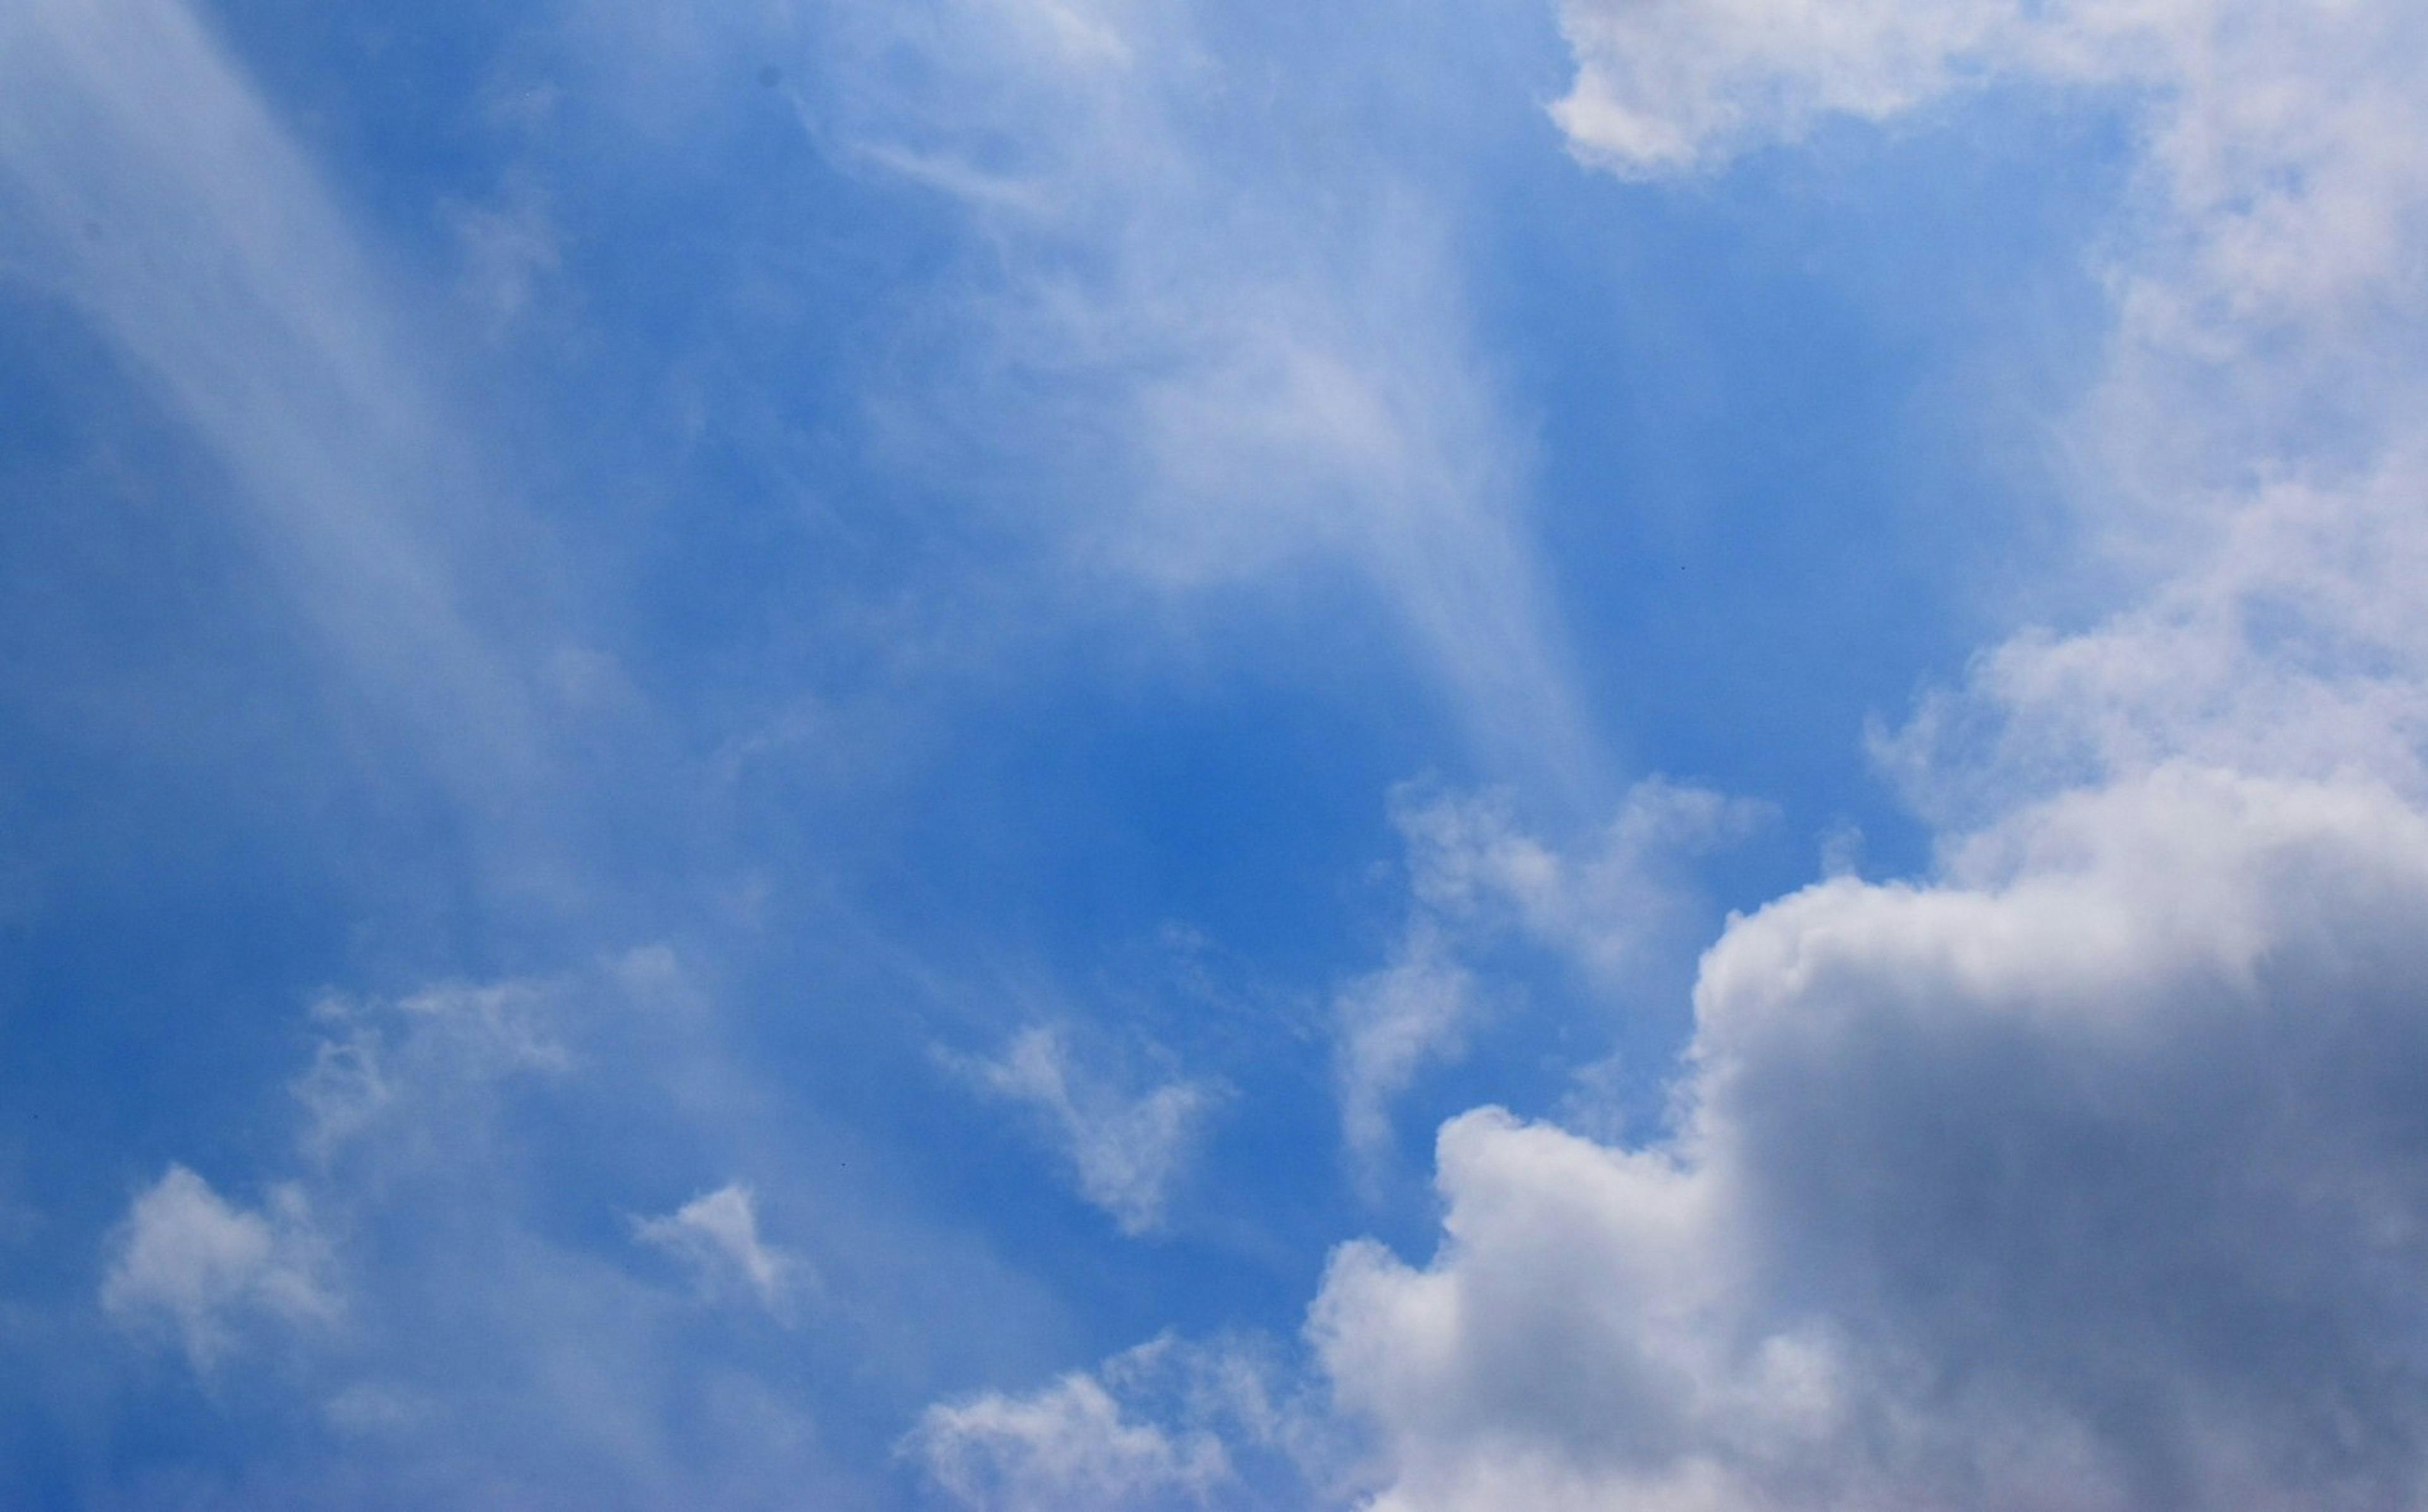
<box><xmin>907</xmin><ymin>1331</ymin><xmax>1315</xmax><ymax>1511</ymax></box>
<box><xmin>1335</xmin><ymin>778</ymin><xmax>1762</xmax><ymax>1181</ymax></box>
<box><xmin>957</xmin><ymin>1023</ymin><xmax>1223</xmax><ymax>1237</ymax></box>
<box><xmin>797</xmin><ymin>0</ymin><xmax>1601</xmax><ymax>798</ymax></box>
<box><xmin>0</xmin><ymin>0</ymin><xmax>545</xmax><ymax>808</ymax></box>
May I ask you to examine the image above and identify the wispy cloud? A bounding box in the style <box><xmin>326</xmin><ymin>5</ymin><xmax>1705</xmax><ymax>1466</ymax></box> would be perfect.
<box><xmin>1335</xmin><ymin>777</ymin><xmax>1761</xmax><ymax>1179</ymax></box>
<box><xmin>795</xmin><ymin>0</ymin><xmax>1600</xmax><ymax>797</ymax></box>
<box><xmin>294</xmin><ymin>979</ymin><xmax>570</xmax><ymax>1164</ymax></box>
<box><xmin>958</xmin><ymin>1024</ymin><xmax>1222</xmax><ymax>1237</ymax></box>
<box><xmin>0</xmin><ymin>0</ymin><xmax>549</xmax><ymax>824</ymax></box>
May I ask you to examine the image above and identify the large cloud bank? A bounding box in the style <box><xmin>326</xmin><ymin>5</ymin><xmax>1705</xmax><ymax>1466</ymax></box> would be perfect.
<box><xmin>1317</xmin><ymin>769</ymin><xmax>2428</xmax><ymax>1508</ymax></box>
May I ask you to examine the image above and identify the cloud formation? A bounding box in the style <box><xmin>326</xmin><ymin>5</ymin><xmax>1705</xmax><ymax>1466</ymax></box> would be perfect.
<box><xmin>633</xmin><ymin>1183</ymin><xmax>806</xmax><ymax>1319</ymax></box>
<box><xmin>801</xmin><ymin>0</ymin><xmax>1598</xmax><ymax>791</ymax></box>
<box><xmin>1317</xmin><ymin>767</ymin><xmax>2428</xmax><ymax>1508</ymax></box>
<box><xmin>101</xmin><ymin>1166</ymin><xmax>336</xmax><ymax>1372</ymax></box>
<box><xmin>962</xmin><ymin>1024</ymin><xmax>1222</xmax><ymax>1236</ymax></box>
<box><xmin>907</xmin><ymin>1332</ymin><xmax>1316</xmax><ymax>1511</ymax></box>
<box><xmin>18</xmin><ymin>0</ymin><xmax>2428</xmax><ymax>1505</ymax></box>
<box><xmin>911</xmin><ymin>1365</ymin><xmax>1232</xmax><ymax>1511</ymax></box>
<box><xmin>0</xmin><ymin>0</ymin><xmax>541</xmax><ymax>803</ymax></box>
<box><xmin>1335</xmin><ymin>779</ymin><xmax>1760</xmax><ymax>1175</ymax></box>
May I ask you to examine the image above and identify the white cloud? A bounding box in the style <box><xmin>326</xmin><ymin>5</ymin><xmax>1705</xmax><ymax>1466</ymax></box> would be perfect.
<box><xmin>1315</xmin><ymin>767</ymin><xmax>2428</xmax><ymax>1509</ymax></box>
<box><xmin>91</xmin><ymin>955</ymin><xmax>888</xmax><ymax>1501</ymax></box>
<box><xmin>1335</xmin><ymin>779</ymin><xmax>1760</xmax><ymax>1177</ymax></box>
<box><xmin>1335</xmin><ymin>922</ymin><xmax>1483</xmax><ymax>1181</ymax></box>
<box><xmin>963</xmin><ymin>1025</ymin><xmax>1220</xmax><ymax>1236</ymax></box>
<box><xmin>798</xmin><ymin>0</ymin><xmax>1598</xmax><ymax>793</ymax></box>
<box><xmin>101</xmin><ymin>1166</ymin><xmax>336</xmax><ymax>1372</ymax></box>
<box><xmin>907</xmin><ymin>1333</ymin><xmax>1288</xmax><ymax>1511</ymax></box>
<box><xmin>1552</xmin><ymin>0</ymin><xmax>2009</xmax><ymax>176</ymax></box>
<box><xmin>294</xmin><ymin>979</ymin><xmax>568</xmax><ymax>1163</ymax></box>
<box><xmin>1394</xmin><ymin>778</ymin><xmax>1767</xmax><ymax>980</ymax></box>
<box><xmin>1554</xmin><ymin>0</ymin><xmax>2428</xmax><ymax>463</ymax></box>
<box><xmin>910</xmin><ymin>1370</ymin><xmax>1230</xmax><ymax>1511</ymax></box>
<box><xmin>632</xmin><ymin>1182</ymin><xmax>806</xmax><ymax>1320</ymax></box>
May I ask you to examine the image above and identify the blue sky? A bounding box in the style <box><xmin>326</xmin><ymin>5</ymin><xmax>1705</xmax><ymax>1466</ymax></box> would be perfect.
<box><xmin>8</xmin><ymin>0</ymin><xmax>2428</xmax><ymax>1507</ymax></box>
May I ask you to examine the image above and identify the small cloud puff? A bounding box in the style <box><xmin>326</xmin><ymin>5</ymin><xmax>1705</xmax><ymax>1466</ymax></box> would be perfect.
<box><xmin>632</xmin><ymin>1182</ymin><xmax>807</xmax><ymax>1321</ymax></box>
<box><xmin>101</xmin><ymin>1165</ymin><xmax>336</xmax><ymax>1372</ymax></box>
<box><xmin>960</xmin><ymin>1025</ymin><xmax>1222</xmax><ymax>1237</ymax></box>
<box><xmin>906</xmin><ymin>1336</ymin><xmax>1261</xmax><ymax>1512</ymax></box>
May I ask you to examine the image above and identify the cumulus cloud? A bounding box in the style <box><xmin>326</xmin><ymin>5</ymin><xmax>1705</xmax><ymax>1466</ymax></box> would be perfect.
<box><xmin>1315</xmin><ymin>767</ymin><xmax>2428</xmax><ymax>1508</ymax></box>
<box><xmin>632</xmin><ymin>1183</ymin><xmax>806</xmax><ymax>1320</ymax></box>
<box><xmin>961</xmin><ymin>1025</ymin><xmax>1221</xmax><ymax>1236</ymax></box>
<box><xmin>101</xmin><ymin>1166</ymin><xmax>336</xmax><ymax>1372</ymax></box>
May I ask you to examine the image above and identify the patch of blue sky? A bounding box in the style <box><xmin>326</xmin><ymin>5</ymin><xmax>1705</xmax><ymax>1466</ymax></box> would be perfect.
<box><xmin>1</xmin><ymin>0</ymin><xmax>2193</xmax><ymax>1504</ymax></box>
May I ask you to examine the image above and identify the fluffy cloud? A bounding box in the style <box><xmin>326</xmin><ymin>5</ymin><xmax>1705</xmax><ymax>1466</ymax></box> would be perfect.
<box><xmin>962</xmin><ymin>1024</ymin><xmax>1222</xmax><ymax>1236</ymax></box>
<box><xmin>80</xmin><ymin>954</ymin><xmax>893</xmax><ymax>1503</ymax></box>
<box><xmin>1552</xmin><ymin>0</ymin><xmax>2010</xmax><ymax>176</ymax></box>
<box><xmin>632</xmin><ymin>1183</ymin><xmax>807</xmax><ymax>1320</ymax></box>
<box><xmin>910</xmin><ymin>1367</ymin><xmax>1232</xmax><ymax>1511</ymax></box>
<box><xmin>907</xmin><ymin>1332</ymin><xmax>1315</xmax><ymax>1510</ymax></box>
<box><xmin>1315</xmin><ymin>766</ymin><xmax>2428</xmax><ymax>1509</ymax></box>
<box><xmin>1554</xmin><ymin>0</ymin><xmax>2428</xmax><ymax>429</ymax></box>
<box><xmin>101</xmin><ymin>1166</ymin><xmax>337</xmax><ymax>1372</ymax></box>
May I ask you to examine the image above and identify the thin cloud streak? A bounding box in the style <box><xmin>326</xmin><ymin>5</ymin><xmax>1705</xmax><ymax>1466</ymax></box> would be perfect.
<box><xmin>0</xmin><ymin>0</ymin><xmax>543</xmax><ymax>811</ymax></box>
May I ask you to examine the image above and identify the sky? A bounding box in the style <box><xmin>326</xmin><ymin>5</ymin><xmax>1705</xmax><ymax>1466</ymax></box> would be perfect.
<box><xmin>4</xmin><ymin>0</ymin><xmax>2428</xmax><ymax>1507</ymax></box>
